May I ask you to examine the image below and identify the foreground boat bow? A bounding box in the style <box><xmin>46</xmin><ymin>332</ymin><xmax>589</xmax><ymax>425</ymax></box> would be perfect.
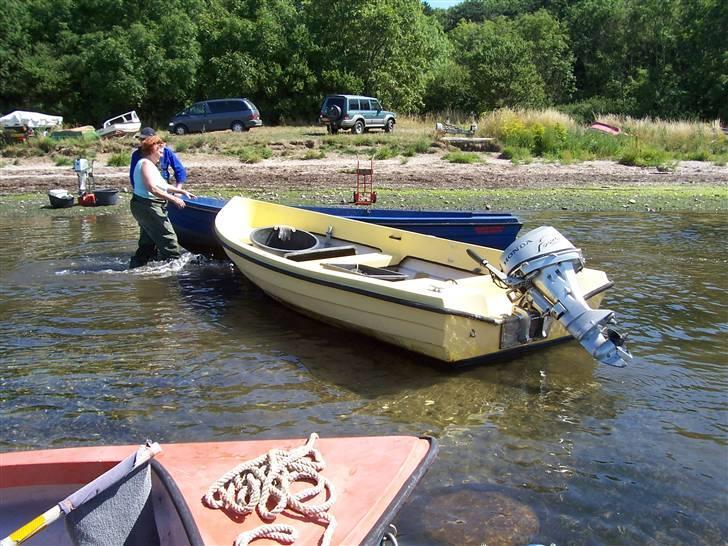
<box><xmin>1</xmin><ymin>435</ymin><xmax>436</xmax><ymax>546</ymax></box>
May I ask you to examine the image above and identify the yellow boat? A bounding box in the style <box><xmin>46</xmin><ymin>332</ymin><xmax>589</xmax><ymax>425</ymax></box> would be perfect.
<box><xmin>215</xmin><ymin>197</ymin><xmax>631</xmax><ymax>367</ymax></box>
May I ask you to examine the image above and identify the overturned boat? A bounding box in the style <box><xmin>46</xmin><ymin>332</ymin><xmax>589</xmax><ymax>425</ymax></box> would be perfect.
<box><xmin>96</xmin><ymin>110</ymin><xmax>141</xmax><ymax>138</ymax></box>
<box><xmin>215</xmin><ymin>197</ymin><xmax>631</xmax><ymax>367</ymax></box>
<box><xmin>1</xmin><ymin>434</ymin><xmax>436</xmax><ymax>546</ymax></box>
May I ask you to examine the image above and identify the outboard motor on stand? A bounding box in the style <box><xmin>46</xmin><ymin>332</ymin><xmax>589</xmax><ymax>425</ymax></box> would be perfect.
<box><xmin>74</xmin><ymin>158</ymin><xmax>96</xmax><ymax>206</ymax></box>
<box><xmin>469</xmin><ymin>226</ymin><xmax>632</xmax><ymax>367</ymax></box>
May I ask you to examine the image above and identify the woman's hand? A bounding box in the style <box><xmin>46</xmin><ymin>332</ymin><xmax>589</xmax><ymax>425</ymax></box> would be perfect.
<box><xmin>170</xmin><ymin>195</ymin><xmax>186</xmax><ymax>209</ymax></box>
<box><xmin>181</xmin><ymin>189</ymin><xmax>197</xmax><ymax>199</ymax></box>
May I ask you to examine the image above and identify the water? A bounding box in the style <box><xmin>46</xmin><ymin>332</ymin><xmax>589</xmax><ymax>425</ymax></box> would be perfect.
<box><xmin>1</xmin><ymin>208</ymin><xmax>726</xmax><ymax>545</ymax></box>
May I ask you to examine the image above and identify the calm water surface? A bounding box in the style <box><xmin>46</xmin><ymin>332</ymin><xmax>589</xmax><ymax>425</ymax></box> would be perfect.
<box><xmin>1</xmin><ymin>207</ymin><xmax>726</xmax><ymax>545</ymax></box>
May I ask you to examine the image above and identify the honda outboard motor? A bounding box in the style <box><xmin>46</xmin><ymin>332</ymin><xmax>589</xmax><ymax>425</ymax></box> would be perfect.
<box><xmin>470</xmin><ymin>226</ymin><xmax>631</xmax><ymax>367</ymax></box>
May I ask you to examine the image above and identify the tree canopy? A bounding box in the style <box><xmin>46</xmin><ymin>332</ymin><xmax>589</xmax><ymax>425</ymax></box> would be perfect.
<box><xmin>0</xmin><ymin>0</ymin><xmax>724</xmax><ymax>126</ymax></box>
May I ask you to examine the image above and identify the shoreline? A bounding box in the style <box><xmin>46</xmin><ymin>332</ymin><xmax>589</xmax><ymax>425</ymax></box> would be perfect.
<box><xmin>1</xmin><ymin>152</ymin><xmax>726</xmax><ymax>213</ymax></box>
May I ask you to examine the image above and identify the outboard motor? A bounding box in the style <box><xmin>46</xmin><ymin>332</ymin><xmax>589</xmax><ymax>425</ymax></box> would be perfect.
<box><xmin>469</xmin><ymin>226</ymin><xmax>631</xmax><ymax>367</ymax></box>
<box><xmin>74</xmin><ymin>158</ymin><xmax>92</xmax><ymax>194</ymax></box>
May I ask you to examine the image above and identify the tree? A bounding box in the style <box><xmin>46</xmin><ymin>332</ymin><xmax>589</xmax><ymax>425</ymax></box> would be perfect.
<box><xmin>305</xmin><ymin>0</ymin><xmax>448</xmax><ymax>113</ymax></box>
<box><xmin>437</xmin><ymin>0</ymin><xmax>541</xmax><ymax>31</ymax></box>
<box><xmin>196</xmin><ymin>0</ymin><xmax>317</xmax><ymax>122</ymax></box>
<box><xmin>448</xmin><ymin>19</ymin><xmax>547</xmax><ymax>112</ymax></box>
<box><xmin>513</xmin><ymin>9</ymin><xmax>575</xmax><ymax>104</ymax></box>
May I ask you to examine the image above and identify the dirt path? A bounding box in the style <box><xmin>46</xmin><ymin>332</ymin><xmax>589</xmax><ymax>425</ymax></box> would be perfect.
<box><xmin>1</xmin><ymin>152</ymin><xmax>726</xmax><ymax>194</ymax></box>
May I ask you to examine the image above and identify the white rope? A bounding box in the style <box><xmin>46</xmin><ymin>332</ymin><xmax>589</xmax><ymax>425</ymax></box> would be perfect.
<box><xmin>203</xmin><ymin>433</ymin><xmax>337</xmax><ymax>546</ymax></box>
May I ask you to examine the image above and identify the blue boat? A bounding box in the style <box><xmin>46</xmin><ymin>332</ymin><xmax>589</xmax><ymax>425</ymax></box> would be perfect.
<box><xmin>168</xmin><ymin>196</ymin><xmax>522</xmax><ymax>258</ymax></box>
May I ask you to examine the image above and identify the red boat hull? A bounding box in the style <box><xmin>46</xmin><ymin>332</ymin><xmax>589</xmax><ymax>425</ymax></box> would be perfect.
<box><xmin>1</xmin><ymin>436</ymin><xmax>436</xmax><ymax>546</ymax></box>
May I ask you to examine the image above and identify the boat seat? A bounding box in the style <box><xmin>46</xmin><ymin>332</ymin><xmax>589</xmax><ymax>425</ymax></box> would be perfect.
<box><xmin>321</xmin><ymin>262</ymin><xmax>408</xmax><ymax>281</ymax></box>
<box><xmin>285</xmin><ymin>245</ymin><xmax>357</xmax><ymax>262</ymax></box>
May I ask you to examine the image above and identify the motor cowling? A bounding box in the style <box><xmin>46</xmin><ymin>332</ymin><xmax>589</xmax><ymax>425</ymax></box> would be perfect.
<box><xmin>499</xmin><ymin>226</ymin><xmax>631</xmax><ymax>367</ymax></box>
<box><xmin>74</xmin><ymin>158</ymin><xmax>92</xmax><ymax>194</ymax></box>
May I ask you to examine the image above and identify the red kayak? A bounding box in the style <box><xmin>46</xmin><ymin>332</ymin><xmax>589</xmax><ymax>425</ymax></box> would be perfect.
<box><xmin>1</xmin><ymin>434</ymin><xmax>436</xmax><ymax>546</ymax></box>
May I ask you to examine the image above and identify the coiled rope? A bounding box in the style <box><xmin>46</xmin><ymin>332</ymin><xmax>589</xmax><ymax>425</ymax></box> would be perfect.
<box><xmin>203</xmin><ymin>433</ymin><xmax>337</xmax><ymax>546</ymax></box>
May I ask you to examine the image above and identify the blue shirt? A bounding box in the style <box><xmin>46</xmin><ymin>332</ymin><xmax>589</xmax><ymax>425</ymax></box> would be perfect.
<box><xmin>129</xmin><ymin>146</ymin><xmax>186</xmax><ymax>187</ymax></box>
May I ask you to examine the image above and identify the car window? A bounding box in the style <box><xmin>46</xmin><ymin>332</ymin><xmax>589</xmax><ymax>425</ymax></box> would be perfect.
<box><xmin>371</xmin><ymin>100</ymin><xmax>381</xmax><ymax>111</ymax></box>
<box><xmin>328</xmin><ymin>97</ymin><xmax>346</xmax><ymax>110</ymax></box>
<box><xmin>242</xmin><ymin>100</ymin><xmax>258</xmax><ymax>113</ymax></box>
<box><xmin>208</xmin><ymin>101</ymin><xmax>227</xmax><ymax>114</ymax></box>
<box><xmin>228</xmin><ymin>100</ymin><xmax>248</xmax><ymax>113</ymax></box>
<box><xmin>349</xmin><ymin>99</ymin><xmax>360</xmax><ymax>110</ymax></box>
<box><xmin>188</xmin><ymin>103</ymin><xmax>206</xmax><ymax>115</ymax></box>
<box><xmin>361</xmin><ymin>99</ymin><xmax>372</xmax><ymax>110</ymax></box>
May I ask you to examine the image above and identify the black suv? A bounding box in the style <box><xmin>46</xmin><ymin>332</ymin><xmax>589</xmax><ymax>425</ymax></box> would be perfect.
<box><xmin>319</xmin><ymin>95</ymin><xmax>396</xmax><ymax>134</ymax></box>
<box><xmin>168</xmin><ymin>98</ymin><xmax>262</xmax><ymax>135</ymax></box>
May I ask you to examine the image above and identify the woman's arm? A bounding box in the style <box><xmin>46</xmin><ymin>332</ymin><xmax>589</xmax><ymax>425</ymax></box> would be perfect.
<box><xmin>167</xmin><ymin>186</ymin><xmax>196</xmax><ymax>199</ymax></box>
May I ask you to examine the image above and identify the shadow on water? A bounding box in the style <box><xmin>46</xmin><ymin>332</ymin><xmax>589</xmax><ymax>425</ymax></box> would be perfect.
<box><xmin>173</xmin><ymin>256</ymin><xmax>622</xmax><ymax>434</ymax></box>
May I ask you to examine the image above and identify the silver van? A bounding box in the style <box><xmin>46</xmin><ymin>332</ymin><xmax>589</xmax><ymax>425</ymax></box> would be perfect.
<box><xmin>168</xmin><ymin>98</ymin><xmax>262</xmax><ymax>135</ymax></box>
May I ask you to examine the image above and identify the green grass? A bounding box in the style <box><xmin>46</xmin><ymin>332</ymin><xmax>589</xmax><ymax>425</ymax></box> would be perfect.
<box><xmin>3</xmin><ymin>113</ymin><xmax>726</xmax><ymax>168</ymax></box>
<box><xmin>3</xmin><ymin>185</ymin><xmax>725</xmax><ymax>217</ymax></box>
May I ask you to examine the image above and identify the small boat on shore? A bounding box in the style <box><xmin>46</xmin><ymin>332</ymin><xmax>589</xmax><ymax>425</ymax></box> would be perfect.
<box><xmin>215</xmin><ymin>197</ymin><xmax>631</xmax><ymax>367</ymax></box>
<box><xmin>1</xmin><ymin>434</ymin><xmax>436</xmax><ymax>546</ymax></box>
<box><xmin>169</xmin><ymin>196</ymin><xmax>522</xmax><ymax>258</ymax></box>
<box><xmin>95</xmin><ymin>110</ymin><xmax>141</xmax><ymax>138</ymax></box>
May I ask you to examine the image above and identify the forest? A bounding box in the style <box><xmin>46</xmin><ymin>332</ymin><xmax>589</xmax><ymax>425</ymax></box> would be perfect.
<box><xmin>0</xmin><ymin>0</ymin><xmax>725</xmax><ymax>127</ymax></box>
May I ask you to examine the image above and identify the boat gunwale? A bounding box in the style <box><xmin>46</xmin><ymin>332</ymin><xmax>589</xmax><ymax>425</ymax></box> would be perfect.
<box><xmin>151</xmin><ymin>459</ymin><xmax>205</xmax><ymax>546</ymax></box>
<box><xmin>178</xmin><ymin>197</ymin><xmax>521</xmax><ymax>225</ymax></box>
<box><xmin>358</xmin><ymin>436</ymin><xmax>438</xmax><ymax>546</ymax></box>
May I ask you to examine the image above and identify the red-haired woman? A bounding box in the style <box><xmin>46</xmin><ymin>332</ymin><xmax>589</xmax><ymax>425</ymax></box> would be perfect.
<box><xmin>129</xmin><ymin>135</ymin><xmax>195</xmax><ymax>268</ymax></box>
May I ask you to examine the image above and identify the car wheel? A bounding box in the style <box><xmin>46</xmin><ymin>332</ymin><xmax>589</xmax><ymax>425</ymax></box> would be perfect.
<box><xmin>327</xmin><ymin>105</ymin><xmax>342</xmax><ymax>120</ymax></box>
<box><xmin>174</xmin><ymin>124</ymin><xmax>188</xmax><ymax>135</ymax></box>
<box><xmin>231</xmin><ymin>121</ymin><xmax>245</xmax><ymax>132</ymax></box>
<box><xmin>352</xmin><ymin>120</ymin><xmax>364</xmax><ymax>135</ymax></box>
<box><xmin>384</xmin><ymin>119</ymin><xmax>395</xmax><ymax>133</ymax></box>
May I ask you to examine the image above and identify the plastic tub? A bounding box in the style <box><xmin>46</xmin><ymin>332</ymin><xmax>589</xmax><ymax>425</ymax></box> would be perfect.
<box><xmin>93</xmin><ymin>189</ymin><xmax>119</xmax><ymax>206</ymax></box>
<box><xmin>48</xmin><ymin>189</ymin><xmax>74</xmax><ymax>208</ymax></box>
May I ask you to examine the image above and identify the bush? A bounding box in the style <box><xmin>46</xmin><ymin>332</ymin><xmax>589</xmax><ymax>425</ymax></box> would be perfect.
<box><xmin>302</xmin><ymin>149</ymin><xmax>326</xmax><ymax>160</ymax></box>
<box><xmin>173</xmin><ymin>141</ymin><xmax>189</xmax><ymax>153</ymax></box>
<box><xmin>618</xmin><ymin>145</ymin><xmax>673</xmax><ymax>169</ymax></box>
<box><xmin>54</xmin><ymin>156</ymin><xmax>73</xmax><ymax>166</ymax></box>
<box><xmin>499</xmin><ymin>147</ymin><xmax>532</xmax><ymax>163</ymax></box>
<box><xmin>374</xmin><ymin>145</ymin><xmax>399</xmax><ymax>160</ymax></box>
<box><xmin>237</xmin><ymin>146</ymin><xmax>272</xmax><ymax>163</ymax></box>
<box><xmin>443</xmin><ymin>151</ymin><xmax>482</xmax><ymax>164</ymax></box>
<box><xmin>107</xmin><ymin>153</ymin><xmax>129</xmax><ymax>167</ymax></box>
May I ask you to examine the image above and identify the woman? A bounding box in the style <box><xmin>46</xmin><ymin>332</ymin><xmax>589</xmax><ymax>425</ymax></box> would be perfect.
<box><xmin>129</xmin><ymin>135</ymin><xmax>195</xmax><ymax>268</ymax></box>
